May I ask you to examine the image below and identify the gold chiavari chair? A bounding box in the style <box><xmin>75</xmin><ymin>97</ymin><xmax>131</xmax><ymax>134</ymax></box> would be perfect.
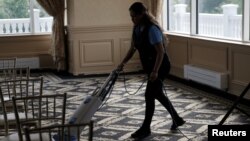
<box><xmin>23</xmin><ymin>122</ymin><xmax>93</xmax><ymax>141</ymax></box>
<box><xmin>0</xmin><ymin>58</ymin><xmax>16</xmax><ymax>69</ymax></box>
<box><xmin>0</xmin><ymin>67</ymin><xmax>30</xmax><ymax>82</ymax></box>
<box><xmin>0</xmin><ymin>77</ymin><xmax>43</xmax><ymax>136</ymax></box>
<box><xmin>1</xmin><ymin>93</ymin><xmax>67</xmax><ymax>141</ymax></box>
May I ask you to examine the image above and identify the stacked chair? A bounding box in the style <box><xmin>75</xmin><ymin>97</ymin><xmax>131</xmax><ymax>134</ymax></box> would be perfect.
<box><xmin>23</xmin><ymin>122</ymin><xmax>93</xmax><ymax>141</ymax></box>
<box><xmin>0</xmin><ymin>57</ymin><xmax>94</xmax><ymax>141</ymax></box>
<box><xmin>0</xmin><ymin>77</ymin><xmax>44</xmax><ymax>135</ymax></box>
<box><xmin>0</xmin><ymin>58</ymin><xmax>34</xmax><ymax>136</ymax></box>
<box><xmin>15</xmin><ymin>94</ymin><xmax>93</xmax><ymax>141</ymax></box>
<box><xmin>0</xmin><ymin>58</ymin><xmax>16</xmax><ymax>69</ymax></box>
<box><xmin>0</xmin><ymin>67</ymin><xmax>30</xmax><ymax>82</ymax></box>
<box><xmin>8</xmin><ymin>94</ymin><xmax>67</xmax><ymax>141</ymax></box>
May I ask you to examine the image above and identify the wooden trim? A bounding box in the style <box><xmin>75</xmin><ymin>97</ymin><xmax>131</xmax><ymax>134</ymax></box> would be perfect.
<box><xmin>0</xmin><ymin>34</ymin><xmax>51</xmax><ymax>42</ymax></box>
<box><xmin>67</xmin><ymin>24</ymin><xmax>132</xmax><ymax>34</ymax></box>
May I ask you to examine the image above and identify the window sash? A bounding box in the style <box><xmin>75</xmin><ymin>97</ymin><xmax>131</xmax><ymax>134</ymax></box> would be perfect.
<box><xmin>164</xmin><ymin>0</ymin><xmax>249</xmax><ymax>42</ymax></box>
<box><xmin>243</xmin><ymin>0</ymin><xmax>250</xmax><ymax>41</ymax></box>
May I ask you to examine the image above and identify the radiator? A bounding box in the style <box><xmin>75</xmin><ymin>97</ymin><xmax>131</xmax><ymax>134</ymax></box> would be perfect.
<box><xmin>16</xmin><ymin>57</ymin><xmax>40</xmax><ymax>69</ymax></box>
<box><xmin>184</xmin><ymin>64</ymin><xmax>228</xmax><ymax>90</ymax></box>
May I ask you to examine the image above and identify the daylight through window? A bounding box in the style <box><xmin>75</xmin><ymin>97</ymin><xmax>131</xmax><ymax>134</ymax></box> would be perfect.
<box><xmin>163</xmin><ymin>0</ymin><xmax>247</xmax><ymax>41</ymax></box>
<box><xmin>0</xmin><ymin>0</ymin><xmax>53</xmax><ymax>35</ymax></box>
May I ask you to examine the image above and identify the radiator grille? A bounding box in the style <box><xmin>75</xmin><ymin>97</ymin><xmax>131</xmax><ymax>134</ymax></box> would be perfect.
<box><xmin>16</xmin><ymin>57</ymin><xmax>40</xmax><ymax>69</ymax></box>
<box><xmin>184</xmin><ymin>65</ymin><xmax>228</xmax><ymax>90</ymax></box>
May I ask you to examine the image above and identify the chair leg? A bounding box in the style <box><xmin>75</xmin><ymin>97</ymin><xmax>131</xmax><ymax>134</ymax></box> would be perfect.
<box><xmin>24</xmin><ymin>127</ymin><xmax>31</xmax><ymax>141</ymax></box>
<box><xmin>89</xmin><ymin>121</ymin><xmax>94</xmax><ymax>141</ymax></box>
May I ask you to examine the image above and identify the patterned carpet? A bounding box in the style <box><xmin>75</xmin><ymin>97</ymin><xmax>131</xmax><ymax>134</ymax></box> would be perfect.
<box><xmin>2</xmin><ymin>72</ymin><xmax>250</xmax><ymax>141</ymax></box>
<box><xmin>38</xmin><ymin>72</ymin><xmax>250</xmax><ymax>141</ymax></box>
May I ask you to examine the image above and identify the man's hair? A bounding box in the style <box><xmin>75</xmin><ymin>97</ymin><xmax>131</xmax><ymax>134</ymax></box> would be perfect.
<box><xmin>129</xmin><ymin>2</ymin><xmax>147</xmax><ymax>15</ymax></box>
<box><xmin>129</xmin><ymin>2</ymin><xmax>160</xmax><ymax>28</ymax></box>
<box><xmin>130</xmin><ymin>2</ymin><xmax>168</xmax><ymax>48</ymax></box>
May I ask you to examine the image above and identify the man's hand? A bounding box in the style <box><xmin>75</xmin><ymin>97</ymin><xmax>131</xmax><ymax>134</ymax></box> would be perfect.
<box><xmin>117</xmin><ymin>63</ymin><xmax>125</xmax><ymax>72</ymax></box>
<box><xmin>149</xmin><ymin>71</ymin><xmax>158</xmax><ymax>81</ymax></box>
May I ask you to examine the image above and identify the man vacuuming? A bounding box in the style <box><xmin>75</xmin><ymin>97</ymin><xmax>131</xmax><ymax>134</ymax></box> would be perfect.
<box><xmin>117</xmin><ymin>2</ymin><xmax>186</xmax><ymax>139</ymax></box>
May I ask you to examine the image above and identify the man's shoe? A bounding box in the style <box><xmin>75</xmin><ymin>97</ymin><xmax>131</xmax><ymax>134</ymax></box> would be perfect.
<box><xmin>171</xmin><ymin>118</ymin><xmax>186</xmax><ymax>130</ymax></box>
<box><xmin>131</xmin><ymin>128</ymin><xmax>151</xmax><ymax>139</ymax></box>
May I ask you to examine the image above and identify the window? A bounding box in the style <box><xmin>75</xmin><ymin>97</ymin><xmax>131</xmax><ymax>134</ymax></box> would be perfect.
<box><xmin>198</xmin><ymin>0</ymin><xmax>243</xmax><ymax>40</ymax></box>
<box><xmin>0</xmin><ymin>0</ymin><xmax>53</xmax><ymax>35</ymax></box>
<box><xmin>163</xmin><ymin>0</ymin><xmax>191</xmax><ymax>34</ymax></box>
<box><xmin>163</xmin><ymin>0</ymin><xmax>249</xmax><ymax>41</ymax></box>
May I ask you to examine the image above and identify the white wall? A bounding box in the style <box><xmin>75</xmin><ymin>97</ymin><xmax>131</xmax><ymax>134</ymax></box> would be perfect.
<box><xmin>69</xmin><ymin>0</ymin><xmax>140</xmax><ymax>27</ymax></box>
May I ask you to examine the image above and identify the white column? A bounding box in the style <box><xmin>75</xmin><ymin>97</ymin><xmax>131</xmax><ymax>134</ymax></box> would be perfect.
<box><xmin>190</xmin><ymin>0</ymin><xmax>197</xmax><ymax>35</ymax></box>
<box><xmin>5</xmin><ymin>23</ymin><xmax>10</xmax><ymax>34</ymax></box>
<box><xmin>11</xmin><ymin>22</ymin><xmax>17</xmax><ymax>33</ymax></box>
<box><xmin>243</xmin><ymin>0</ymin><xmax>249</xmax><ymax>41</ymax></box>
<box><xmin>33</xmin><ymin>9</ymin><xmax>40</xmax><ymax>33</ymax></box>
<box><xmin>174</xmin><ymin>4</ymin><xmax>187</xmax><ymax>32</ymax></box>
<box><xmin>0</xmin><ymin>23</ymin><xmax>3</xmax><ymax>34</ymax></box>
<box><xmin>162</xmin><ymin>0</ymin><xmax>168</xmax><ymax>31</ymax></box>
<box><xmin>222</xmin><ymin>4</ymin><xmax>238</xmax><ymax>37</ymax></box>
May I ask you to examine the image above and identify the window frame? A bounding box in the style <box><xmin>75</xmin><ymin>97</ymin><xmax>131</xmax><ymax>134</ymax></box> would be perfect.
<box><xmin>243</xmin><ymin>0</ymin><xmax>250</xmax><ymax>41</ymax></box>
<box><xmin>163</xmin><ymin>0</ymin><xmax>250</xmax><ymax>42</ymax></box>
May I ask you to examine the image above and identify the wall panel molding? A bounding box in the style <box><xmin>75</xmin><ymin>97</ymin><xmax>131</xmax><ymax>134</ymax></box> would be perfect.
<box><xmin>229</xmin><ymin>45</ymin><xmax>250</xmax><ymax>98</ymax></box>
<box><xmin>189</xmin><ymin>39</ymin><xmax>228</xmax><ymax>72</ymax></box>
<box><xmin>120</xmin><ymin>38</ymin><xmax>140</xmax><ymax>64</ymax></box>
<box><xmin>68</xmin><ymin>24</ymin><xmax>132</xmax><ymax>34</ymax></box>
<box><xmin>230</xmin><ymin>49</ymin><xmax>250</xmax><ymax>85</ymax></box>
<box><xmin>120</xmin><ymin>38</ymin><xmax>142</xmax><ymax>71</ymax></box>
<box><xmin>67</xmin><ymin>25</ymin><xmax>141</xmax><ymax>75</ymax></box>
<box><xmin>79</xmin><ymin>39</ymin><xmax>115</xmax><ymax>67</ymax></box>
<box><xmin>167</xmin><ymin>36</ymin><xmax>188</xmax><ymax>78</ymax></box>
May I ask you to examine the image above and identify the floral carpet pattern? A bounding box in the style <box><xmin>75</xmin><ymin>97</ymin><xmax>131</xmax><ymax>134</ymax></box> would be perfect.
<box><xmin>1</xmin><ymin>72</ymin><xmax>250</xmax><ymax>141</ymax></box>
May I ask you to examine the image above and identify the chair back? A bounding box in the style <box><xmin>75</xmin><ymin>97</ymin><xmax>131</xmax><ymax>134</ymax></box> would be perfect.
<box><xmin>0</xmin><ymin>67</ymin><xmax>30</xmax><ymax>82</ymax></box>
<box><xmin>12</xmin><ymin>93</ymin><xmax>67</xmax><ymax>141</ymax></box>
<box><xmin>0</xmin><ymin>77</ymin><xmax>43</xmax><ymax>135</ymax></box>
<box><xmin>0</xmin><ymin>58</ymin><xmax>16</xmax><ymax>69</ymax></box>
<box><xmin>24</xmin><ymin>122</ymin><xmax>93</xmax><ymax>141</ymax></box>
<box><xmin>0</xmin><ymin>77</ymin><xmax>43</xmax><ymax>103</ymax></box>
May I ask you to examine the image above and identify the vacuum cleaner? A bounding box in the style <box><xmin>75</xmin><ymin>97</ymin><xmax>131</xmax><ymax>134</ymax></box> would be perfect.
<box><xmin>53</xmin><ymin>69</ymin><xmax>120</xmax><ymax>141</ymax></box>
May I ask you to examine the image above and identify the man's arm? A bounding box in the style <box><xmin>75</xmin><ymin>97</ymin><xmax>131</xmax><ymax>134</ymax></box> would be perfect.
<box><xmin>117</xmin><ymin>41</ymin><xmax>137</xmax><ymax>70</ymax></box>
<box><xmin>149</xmin><ymin>42</ymin><xmax>164</xmax><ymax>81</ymax></box>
